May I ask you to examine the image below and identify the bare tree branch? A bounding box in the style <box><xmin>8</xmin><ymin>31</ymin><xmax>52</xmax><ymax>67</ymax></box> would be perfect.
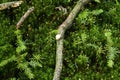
<box><xmin>16</xmin><ymin>7</ymin><xmax>34</xmax><ymax>29</ymax></box>
<box><xmin>53</xmin><ymin>0</ymin><xmax>91</xmax><ymax>80</ymax></box>
<box><xmin>0</xmin><ymin>1</ymin><xmax>23</xmax><ymax>10</ymax></box>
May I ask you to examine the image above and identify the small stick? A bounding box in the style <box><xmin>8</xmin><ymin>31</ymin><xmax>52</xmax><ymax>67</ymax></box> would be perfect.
<box><xmin>0</xmin><ymin>1</ymin><xmax>23</xmax><ymax>10</ymax></box>
<box><xmin>16</xmin><ymin>7</ymin><xmax>34</xmax><ymax>29</ymax></box>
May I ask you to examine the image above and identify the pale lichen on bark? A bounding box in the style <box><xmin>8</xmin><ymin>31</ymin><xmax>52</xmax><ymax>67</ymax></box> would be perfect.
<box><xmin>0</xmin><ymin>1</ymin><xmax>23</xmax><ymax>10</ymax></box>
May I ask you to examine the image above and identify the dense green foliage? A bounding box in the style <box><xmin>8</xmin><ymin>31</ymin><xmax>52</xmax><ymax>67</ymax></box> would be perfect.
<box><xmin>0</xmin><ymin>0</ymin><xmax>120</xmax><ymax>80</ymax></box>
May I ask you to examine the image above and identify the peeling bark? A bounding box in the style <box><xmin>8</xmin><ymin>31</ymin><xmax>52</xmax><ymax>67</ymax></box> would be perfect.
<box><xmin>53</xmin><ymin>0</ymin><xmax>91</xmax><ymax>80</ymax></box>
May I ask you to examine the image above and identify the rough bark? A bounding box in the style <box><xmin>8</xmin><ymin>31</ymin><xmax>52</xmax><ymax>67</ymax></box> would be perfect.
<box><xmin>16</xmin><ymin>7</ymin><xmax>34</xmax><ymax>29</ymax></box>
<box><xmin>53</xmin><ymin>0</ymin><xmax>91</xmax><ymax>80</ymax></box>
<box><xmin>0</xmin><ymin>1</ymin><xmax>23</xmax><ymax>10</ymax></box>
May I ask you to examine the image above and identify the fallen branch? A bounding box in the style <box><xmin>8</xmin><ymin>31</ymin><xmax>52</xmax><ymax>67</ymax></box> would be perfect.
<box><xmin>53</xmin><ymin>0</ymin><xmax>91</xmax><ymax>80</ymax></box>
<box><xmin>16</xmin><ymin>7</ymin><xmax>34</xmax><ymax>29</ymax></box>
<box><xmin>0</xmin><ymin>1</ymin><xmax>23</xmax><ymax>10</ymax></box>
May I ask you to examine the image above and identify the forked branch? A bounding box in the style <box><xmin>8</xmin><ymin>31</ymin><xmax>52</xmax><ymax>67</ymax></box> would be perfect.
<box><xmin>53</xmin><ymin>0</ymin><xmax>91</xmax><ymax>80</ymax></box>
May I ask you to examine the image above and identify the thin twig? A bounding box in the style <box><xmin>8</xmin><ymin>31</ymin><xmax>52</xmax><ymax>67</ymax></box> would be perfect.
<box><xmin>53</xmin><ymin>0</ymin><xmax>91</xmax><ymax>80</ymax></box>
<box><xmin>16</xmin><ymin>7</ymin><xmax>34</xmax><ymax>29</ymax></box>
<box><xmin>0</xmin><ymin>1</ymin><xmax>23</xmax><ymax>10</ymax></box>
